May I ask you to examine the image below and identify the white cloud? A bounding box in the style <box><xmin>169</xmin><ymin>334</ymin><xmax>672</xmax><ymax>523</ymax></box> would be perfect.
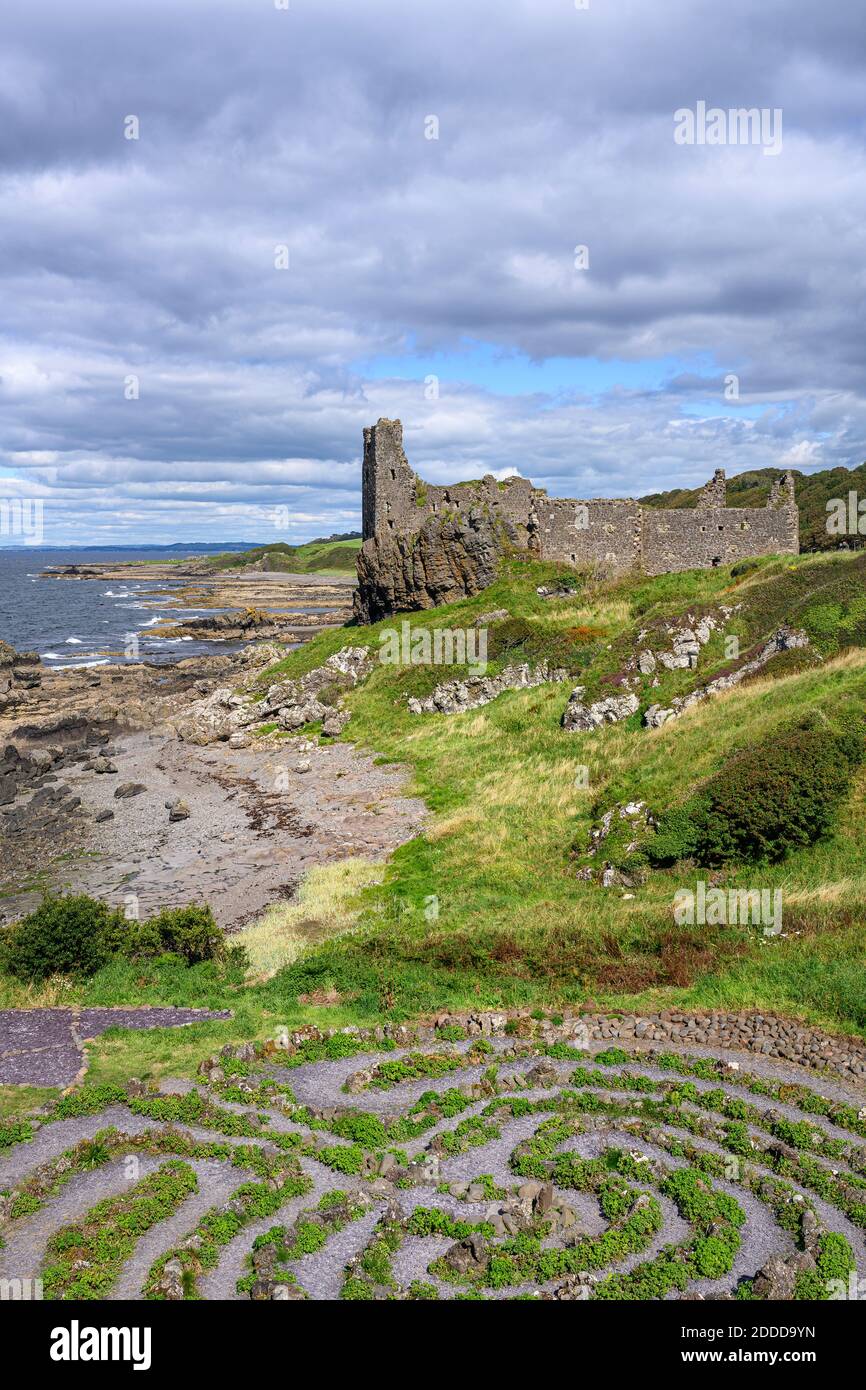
<box><xmin>0</xmin><ymin>0</ymin><xmax>863</xmax><ymax>543</ymax></box>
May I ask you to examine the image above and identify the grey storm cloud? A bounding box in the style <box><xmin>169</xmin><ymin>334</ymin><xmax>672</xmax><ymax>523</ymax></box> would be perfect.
<box><xmin>0</xmin><ymin>0</ymin><xmax>865</xmax><ymax>542</ymax></box>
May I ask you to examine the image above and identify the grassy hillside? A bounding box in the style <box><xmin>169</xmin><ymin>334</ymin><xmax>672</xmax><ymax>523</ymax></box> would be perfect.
<box><xmin>209</xmin><ymin>536</ymin><xmax>361</xmax><ymax>574</ymax></box>
<box><xmin>248</xmin><ymin>550</ymin><xmax>866</xmax><ymax>1029</ymax></box>
<box><xmin>10</xmin><ymin>546</ymin><xmax>866</xmax><ymax>1097</ymax></box>
<box><xmin>641</xmin><ymin>462</ymin><xmax>866</xmax><ymax>553</ymax></box>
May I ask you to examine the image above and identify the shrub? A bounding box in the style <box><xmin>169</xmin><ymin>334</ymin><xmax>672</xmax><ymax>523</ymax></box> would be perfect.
<box><xmin>648</xmin><ymin>726</ymin><xmax>863</xmax><ymax>867</ymax></box>
<box><xmin>130</xmin><ymin>905</ymin><xmax>223</xmax><ymax>965</ymax></box>
<box><xmin>0</xmin><ymin>894</ymin><xmax>128</xmax><ymax>982</ymax></box>
<box><xmin>696</xmin><ymin>728</ymin><xmax>861</xmax><ymax>865</ymax></box>
<box><xmin>0</xmin><ymin>895</ymin><xmax>224</xmax><ymax>982</ymax></box>
<box><xmin>644</xmin><ymin>797</ymin><xmax>710</xmax><ymax>866</ymax></box>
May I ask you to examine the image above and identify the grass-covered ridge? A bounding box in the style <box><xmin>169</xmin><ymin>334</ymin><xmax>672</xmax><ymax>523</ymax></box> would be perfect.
<box><xmin>207</xmin><ymin>536</ymin><xmax>361</xmax><ymax>574</ymax></box>
<box><xmin>3</xmin><ymin>546</ymin><xmax>866</xmax><ymax>1101</ymax></box>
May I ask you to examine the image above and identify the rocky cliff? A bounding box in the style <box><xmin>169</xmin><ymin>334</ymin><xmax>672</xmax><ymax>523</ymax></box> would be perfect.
<box><xmin>353</xmin><ymin>512</ymin><xmax>513</xmax><ymax>623</ymax></box>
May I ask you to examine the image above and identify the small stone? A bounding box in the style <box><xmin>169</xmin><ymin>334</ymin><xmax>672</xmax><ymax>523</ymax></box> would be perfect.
<box><xmin>114</xmin><ymin>782</ymin><xmax>146</xmax><ymax>799</ymax></box>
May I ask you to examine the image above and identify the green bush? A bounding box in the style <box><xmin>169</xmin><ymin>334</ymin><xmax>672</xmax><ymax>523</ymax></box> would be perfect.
<box><xmin>648</xmin><ymin>726</ymin><xmax>863</xmax><ymax>868</ymax></box>
<box><xmin>0</xmin><ymin>894</ymin><xmax>128</xmax><ymax>982</ymax></box>
<box><xmin>0</xmin><ymin>895</ymin><xmax>224</xmax><ymax>982</ymax></box>
<box><xmin>697</xmin><ymin>728</ymin><xmax>861</xmax><ymax>865</ymax></box>
<box><xmin>131</xmin><ymin>905</ymin><xmax>223</xmax><ymax>965</ymax></box>
<box><xmin>644</xmin><ymin>797</ymin><xmax>710</xmax><ymax>866</ymax></box>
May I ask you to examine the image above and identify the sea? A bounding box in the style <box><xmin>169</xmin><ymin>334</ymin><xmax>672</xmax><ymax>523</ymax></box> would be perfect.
<box><xmin>0</xmin><ymin>546</ymin><xmax>256</xmax><ymax>671</ymax></box>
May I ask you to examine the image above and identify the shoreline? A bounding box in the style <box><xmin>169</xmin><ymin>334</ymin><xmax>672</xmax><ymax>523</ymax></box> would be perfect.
<box><xmin>0</xmin><ymin>587</ymin><xmax>424</xmax><ymax>932</ymax></box>
<box><xmin>33</xmin><ymin>561</ymin><xmax>356</xmax><ymax>654</ymax></box>
<box><xmin>0</xmin><ymin>724</ymin><xmax>426</xmax><ymax>930</ymax></box>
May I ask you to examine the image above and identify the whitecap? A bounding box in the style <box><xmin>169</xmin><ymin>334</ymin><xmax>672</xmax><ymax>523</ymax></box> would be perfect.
<box><xmin>54</xmin><ymin>659</ymin><xmax>110</xmax><ymax>670</ymax></box>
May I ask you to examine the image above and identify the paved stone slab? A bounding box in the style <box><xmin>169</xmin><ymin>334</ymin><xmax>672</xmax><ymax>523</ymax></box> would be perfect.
<box><xmin>77</xmin><ymin>1007</ymin><xmax>232</xmax><ymax>1039</ymax></box>
<box><xmin>0</xmin><ymin>1006</ymin><xmax>232</xmax><ymax>1086</ymax></box>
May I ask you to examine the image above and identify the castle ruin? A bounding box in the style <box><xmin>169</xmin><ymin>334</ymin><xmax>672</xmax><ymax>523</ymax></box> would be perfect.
<box><xmin>361</xmin><ymin>418</ymin><xmax>798</xmax><ymax>576</ymax></box>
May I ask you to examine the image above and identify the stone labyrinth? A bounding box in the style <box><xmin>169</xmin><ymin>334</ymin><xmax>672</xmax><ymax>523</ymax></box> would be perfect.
<box><xmin>2</xmin><ymin>1013</ymin><xmax>866</xmax><ymax>1301</ymax></box>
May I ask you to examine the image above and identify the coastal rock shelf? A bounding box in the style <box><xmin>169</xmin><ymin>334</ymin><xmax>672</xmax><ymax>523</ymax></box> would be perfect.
<box><xmin>2</xmin><ymin>1011</ymin><xmax>864</xmax><ymax>1301</ymax></box>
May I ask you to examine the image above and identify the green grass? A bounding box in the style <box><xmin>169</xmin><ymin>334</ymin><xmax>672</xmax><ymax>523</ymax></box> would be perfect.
<box><xmin>3</xmin><ymin>547</ymin><xmax>866</xmax><ymax>1111</ymax></box>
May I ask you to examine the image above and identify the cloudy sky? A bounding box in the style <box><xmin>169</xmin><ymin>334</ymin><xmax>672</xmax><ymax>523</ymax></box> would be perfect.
<box><xmin>1</xmin><ymin>0</ymin><xmax>864</xmax><ymax>545</ymax></box>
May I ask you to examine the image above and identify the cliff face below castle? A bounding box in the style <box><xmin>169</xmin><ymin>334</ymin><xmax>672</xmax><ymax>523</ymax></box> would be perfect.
<box><xmin>353</xmin><ymin>512</ymin><xmax>512</xmax><ymax>623</ymax></box>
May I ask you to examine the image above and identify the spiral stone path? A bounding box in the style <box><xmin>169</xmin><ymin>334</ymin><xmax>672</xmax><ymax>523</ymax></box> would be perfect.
<box><xmin>1</xmin><ymin>1011</ymin><xmax>865</xmax><ymax>1301</ymax></box>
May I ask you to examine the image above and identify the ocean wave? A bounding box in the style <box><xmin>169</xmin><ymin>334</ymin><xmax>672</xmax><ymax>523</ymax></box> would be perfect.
<box><xmin>53</xmin><ymin>658</ymin><xmax>110</xmax><ymax>670</ymax></box>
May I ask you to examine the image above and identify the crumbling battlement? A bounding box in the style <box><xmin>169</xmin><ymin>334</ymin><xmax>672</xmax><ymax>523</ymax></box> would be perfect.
<box><xmin>361</xmin><ymin>418</ymin><xmax>798</xmax><ymax>576</ymax></box>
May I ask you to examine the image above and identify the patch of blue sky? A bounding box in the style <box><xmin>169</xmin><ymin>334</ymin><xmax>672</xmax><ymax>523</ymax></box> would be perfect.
<box><xmin>679</xmin><ymin>400</ymin><xmax>769</xmax><ymax>419</ymax></box>
<box><xmin>356</xmin><ymin>337</ymin><xmax>691</xmax><ymax>397</ymax></box>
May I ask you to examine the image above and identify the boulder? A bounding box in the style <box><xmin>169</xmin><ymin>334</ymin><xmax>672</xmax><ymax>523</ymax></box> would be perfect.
<box><xmin>172</xmin><ymin>688</ymin><xmax>258</xmax><ymax>745</ymax></box>
<box><xmin>562</xmin><ymin>690</ymin><xmax>639</xmax><ymax>732</ymax></box>
<box><xmin>114</xmin><ymin>782</ymin><xmax>146</xmax><ymax>799</ymax></box>
<box><xmin>443</xmin><ymin>1233</ymin><xmax>489</xmax><ymax>1278</ymax></box>
<box><xmin>752</xmin><ymin>1250</ymin><xmax>815</xmax><ymax>1301</ymax></box>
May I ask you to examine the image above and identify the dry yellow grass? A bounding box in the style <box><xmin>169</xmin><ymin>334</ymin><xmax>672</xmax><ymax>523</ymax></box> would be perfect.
<box><xmin>784</xmin><ymin>879</ymin><xmax>862</xmax><ymax>906</ymax></box>
<box><xmin>0</xmin><ymin>974</ymin><xmax>78</xmax><ymax>1009</ymax></box>
<box><xmin>238</xmin><ymin>857</ymin><xmax>384</xmax><ymax>980</ymax></box>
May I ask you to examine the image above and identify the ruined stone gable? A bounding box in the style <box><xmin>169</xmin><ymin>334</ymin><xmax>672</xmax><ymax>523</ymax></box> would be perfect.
<box><xmin>360</xmin><ymin>418</ymin><xmax>798</xmax><ymax>577</ymax></box>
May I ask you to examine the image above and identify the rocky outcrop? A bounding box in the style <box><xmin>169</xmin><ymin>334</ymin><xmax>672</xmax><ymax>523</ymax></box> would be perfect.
<box><xmin>0</xmin><ymin>742</ymin><xmax>55</xmax><ymax>807</ymax></box>
<box><xmin>0</xmin><ymin>641</ymin><xmax>41</xmax><ymax>713</ymax></box>
<box><xmin>171</xmin><ymin>687</ymin><xmax>257</xmax><ymax>745</ymax></box>
<box><xmin>172</xmin><ymin>645</ymin><xmax>372</xmax><ymax>743</ymax></box>
<box><xmin>561</xmin><ymin>690</ymin><xmax>639</xmax><ymax>732</ymax></box>
<box><xmin>257</xmin><ymin>645</ymin><xmax>372</xmax><ymax>732</ymax></box>
<box><xmin>155</xmin><ymin>608</ymin><xmax>347</xmax><ymax>642</ymax></box>
<box><xmin>353</xmin><ymin>512</ymin><xmax>513</xmax><ymax>623</ymax></box>
<box><xmin>643</xmin><ymin>626</ymin><xmax>810</xmax><ymax>729</ymax></box>
<box><xmin>407</xmin><ymin>660</ymin><xmax>568</xmax><ymax>716</ymax></box>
